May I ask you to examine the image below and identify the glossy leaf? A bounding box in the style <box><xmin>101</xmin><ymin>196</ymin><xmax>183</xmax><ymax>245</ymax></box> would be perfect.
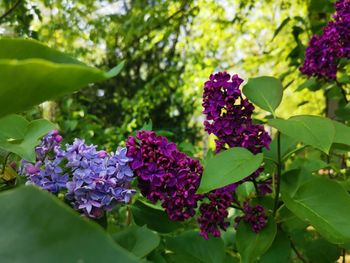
<box><xmin>269</xmin><ymin>115</ymin><xmax>335</xmax><ymax>154</ymax></box>
<box><xmin>332</xmin><ymin>120</ymin><xmax>350</xmax><ymax>146</ymax></box>
<box><xmin>0</xmin><ymin>114</ymin><xmax>55</xmax><ymax>162</ymax></box>
<box><xmin>236</xmin><ymin>217</ymin><xmax>277</xmax><ymax>263</ymax></box>
<box><xmin>113</xmin><ymin>225</ymin><xmax>160</xmax><ymax>258</ymax></box>
<box><xmin>242</xmin><ymin>76</ymin><xmax>283</xmax><ymax>114</ymax></box>
<box><xmin>166</xmin><ymin>230</ymin><xmax>225</xmax><ymax>263</ymax></box>
<box><xmin>282</xmin><ymin>177</ymin><xmax>350</xmax><ymax>244</ymax></box>
<box><xmin>0</xmin><ymin>38</ymin><xmax>123</xmax><ymax>117</ymax></box>
<box><xmin>130</xmin><ymin>200</ymin><xmax>182</xmax><ymax>233</ymax></box>
<box><xmin>197</xmin><ymin>147</ymin><xmax>263</xmax><ymax>194</ymax></box>
<box><xmin>260</xmin><ymin>230</ymin><xmax>291</xmax><ymax>263</ymax></box>
<box><xmin>0</xmin><ymin>186</ymin><xmax>138</xmax><ymax>263</ymax></box>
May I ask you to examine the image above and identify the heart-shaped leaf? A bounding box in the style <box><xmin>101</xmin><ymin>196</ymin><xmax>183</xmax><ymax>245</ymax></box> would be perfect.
<box><xmin>236</xmin><ymin>217</ymin><xmax>277</xmax><ymax>263</ymax></box>
<box><xmin>269</xmin><ymin>115</ymin><xmax>335</xmax><ymax>154</ymax></box>
<box><xmin>197</xmin><ymin>147</ymin><xmax>263</xmax><ymax>194</ymax></box>
<box><xmin>243</xmin><ymin>76</ymin><xmax>283</xmax><ymax>114</ymax></box>
<box><xmin>0</xmin><ymin>114</ymin><xmax>55</xmax><ymax>161</ymax></box>
<box><xmin>282</xmin><ymin>177</ymin><xmax>350</xmax><ymax>244</ymax></box>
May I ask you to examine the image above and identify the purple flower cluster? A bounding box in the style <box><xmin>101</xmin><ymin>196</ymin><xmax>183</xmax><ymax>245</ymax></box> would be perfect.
<box><xmin>198</xmin><ymin>72</ymin><xmax>271</xmax><ymax>238</ymax></box>
<box><xmin>126</xmin><ymin>130</ymin><xmax>203</xmax><ymax>221</ymax></box>
<box><xmin>300</xmin><ymin>0</ymin><xmax>350</xmax><ymax>80</ymax></box>
<box><xmin>197</xmin><ymin>189</ymin><xmax>234</xmax><ymax>239</ymax></box>
<box><xmin>203</xmin><ymin>72</ymin><xmax>271</xmax><ymax>153</ymax></box>
<box><xmin>234</xmin><ymin>202</ymin><xmax>267</xmax><ymax>233</ymax></box>
<box><xmin>20</xmin><ymin>131</ymin><xmax>135</xmax><ymax>218</ymax></box>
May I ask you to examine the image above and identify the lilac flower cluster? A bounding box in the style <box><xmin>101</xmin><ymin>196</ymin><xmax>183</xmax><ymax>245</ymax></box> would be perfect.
<box><xmin>234</xmin><ymin>202</ymin><xmax>267</xmax><ymax>233</ymax></box>
<box><xmin>20</xmin><ymin>131</ymin><xmax>135</xmax><ymax>218</ymax></box>
<box><xmin>126</xmin><ymin>130</ymin><xmax>203</xmax><ymax>221</ymax></box>
<box><xmin>203</xmin><ymin>72</ymin><xmax>271</xmax><ymax>153</ymax></box>
<box><xmin>197</xmin><ymin>188</ymin><xmax>235</xmax><ymax>239</ymax></box>
<box><xmin>300</xmin><ymin>0</ymin><xmax>350</xmax><ymax>80</ymax></box>
<box><xmin>198</xmin><ymin>72</ymin><xmax>271</xmax><ymax>239</ymax></box>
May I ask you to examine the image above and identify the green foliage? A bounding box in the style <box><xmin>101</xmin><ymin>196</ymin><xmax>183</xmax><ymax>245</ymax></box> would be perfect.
<box><xmin>260</xmin><ymin>229</ymin><xmax>291</xmax><ymax>263</ymax></box>
<box><xmin>0</xmin><ymin>186</ymin><xmax>138</xmax><ymax>263</ymax></box>
<box><xmin>0</xmin><ymin>114</ymin><xmax>55</xmax><ymax>161</ymax></box>
<box><xmin>282</xmin><ymin>177</ymin><xmax>350</xmax><ymax>244</ymax></box>
<box><xmin>269</xmin><ymin>115</ymin><xmax>335</xmax><ymax>154</ymax></box>
<box><xmin>197</xmin><ymin>147</ymin><xmax>263</xmax><ymax>194</ymax></box>
<box><xmin>0</xmin><ymin>38</ymin><xmax>123</xmax><ymax>118</ymax></box>
<box><xmin>113</xmin><ymin>225</ymin><xmax>160</xmax><ymax>258</ymax></box>
<box><xmin>243</xmin><ymin>76</ymin><xmax>283</xmax><ymax>115</ymax></box>
<box><xmin>236</xmin><ymin>217</ymin><xmax>277</xmax><ymax>263</ymax></box>
<box><xmin>166</xmin><ymin>231</ymin><xmax>226</xmax><ymax>263</ymax></box>
<box><xmin>130</xmin><ymin>200</ymin><xmax>182</xmax><ymax>233</ymax></box>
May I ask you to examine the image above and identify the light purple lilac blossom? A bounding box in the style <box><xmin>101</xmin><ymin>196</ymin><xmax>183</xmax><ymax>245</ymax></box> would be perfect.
<box><xmin>126</xmin><ymin>130</ymin><xmax>203</xmax><ymax>221</ymax></box>
<box><xmin>20</xmin><ymin>130</ymin><xmax>135</xmax><ymax>218</ymax></box>
<box><xmin>300</xmin><ymin>0</ymin><xmax>350</xmax><ymax>80</ymax></box>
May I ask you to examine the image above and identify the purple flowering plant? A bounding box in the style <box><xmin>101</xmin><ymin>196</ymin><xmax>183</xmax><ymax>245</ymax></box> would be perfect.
<box><xmin>20</xmin><ymin>130</ymin><xmax>135</xmax><ymax>219</ymax></box>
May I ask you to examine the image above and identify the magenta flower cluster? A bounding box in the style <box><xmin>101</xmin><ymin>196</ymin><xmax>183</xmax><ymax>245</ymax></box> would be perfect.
<box><xmin>197</xmin><ymin>72</ymin><xmax>271</xmax><ymax>238</ymax></box>
<box><xmin>126</xmin><ymin>130</ymin><xmax>203</xmax><ymax>221</ymax></box>
<box><xmin>235</xmin><ymin>202</ymin><xmax>267</xmax><ymax>233</ymax></box>
<box><xmin>203</xmin><ymin>72</ymin><xmax>271</xmax><ymax>153</ymax></box>
<box><xmin>20</xmin><ymin>131</ymin><xmax>135</xmax><ymax>218</ymax></box>
<box><xmin>300</xmin><ymin>0</ymin><xmax>350</xmax><ymax>80</ymax></box>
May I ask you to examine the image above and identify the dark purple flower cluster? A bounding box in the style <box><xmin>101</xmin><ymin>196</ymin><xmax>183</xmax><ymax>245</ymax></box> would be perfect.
<box><xmin>20</xmin><ymin>131</ymin><xmax>135</xmax><ymax>218</ymax></box>
<box><xmin>197</xmin><ymin>188</ymin><xmax>235</xmax><ymax>239</ymax></box>
<box><xmin>126</xmin><ymin>130</ymin><xmax>203</xmax><ymax>221</ymax></box>
<box><xmin>198</xmin><ymin>72</ymin><xmax>271</xmax><ymax>238</ymax></box>
<box><xmin>234</xmin><ymin>202</ymin><xmax>267</xmax><ymax>233</ymax></box>
<box><xmin>300</xmin><ymin>0</ymin><xmax>350</xmax><ymax>80</ymax></box>
<box><xmin>203</xmin><ymin>72</ymin><xmax>271</xmax><ymax>153</ymax></box>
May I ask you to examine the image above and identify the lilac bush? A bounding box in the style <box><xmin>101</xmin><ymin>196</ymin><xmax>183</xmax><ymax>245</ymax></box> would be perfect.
<box><xmin>20</xmin><ymin>131</ymin><xmax>135</xmax><ymax>218</ymax></box>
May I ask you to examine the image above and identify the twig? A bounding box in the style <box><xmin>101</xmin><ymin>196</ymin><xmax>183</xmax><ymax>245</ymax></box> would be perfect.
<box><xmin>290</xmin><ymin>239</ymin><xmax>308</xmax><ymax>263</ymax></box>
<box><xmin>0</xmin><ymin>0</ymin><xmax>22</xmax><ymax>23</ymax></box>
<box><xmin>342</xmin><ymin>248</ymin><xmax>346</xmax><ymax>263</ymax></box>
<box><xmin>335</xmin><ymin>80</ymin><xmax>349</xmax><ymax>103</ymax></box>
<box><xmin>273</xmin><ymin>132</ymin><xmax>281</xmax><ymax>215</ymax></box>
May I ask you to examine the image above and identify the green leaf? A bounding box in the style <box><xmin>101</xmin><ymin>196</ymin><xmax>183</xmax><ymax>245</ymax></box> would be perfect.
<box><xmin>0</xmin><ymin>38</ymin><xmax>123</xmax><ymax>117</ymax></box>
<box><xmin>166</xmin><ymin>230</ymin><xmax>225</xmax><ymax>263</ymax></box>
<box><xmin>260</xmin><ymin>229</ymin><xmax>291</xmax><ymax>263</ymax></box>
<box><xmin>282</xmin><ymin>177</ymin><xmax>350</xmax><ymax>244</ymax></box>
<box><xmin>130</xmin><ymin>200</ymin><xmax>182</xmax><ymax>233</ymax></box>
<box><xmin>0</xmin><ymin>115</ymin><xmax>55</xmax><ymax>162</ymax></box>
<box><xmin>113</xmin><ymin>225</ymin><xmax>160</xmax><ymax>258</ymax></box>
<box><xmin>242</xmin><ymin>76</ymin><xmax>283</xmax><ymax>114</ymax></box>
<box><xmin>272</xmin><ymin>17</ymin><xmax>291</xmax><ymax>40</ymax></box>
<box><xmin>332</xmin><ymin>120</ymin><xmax>350</xmax><ymax>146</ymax></box>
<box><xmin>268</xmin><ymin>115</ymin><xmax>335</xmax><ymax>154</ymax></box>
<box><xmin>0</xmin><ymin>186</ymin><xmax>138</xmax><ymax>263</ymax></box>
<box><xmin>197</xmin><ymin>147</ymin><xmax>263</xmax><ymax>194</ymax></box>
<box><xmin>236</xmin><ymin>217</ymin><xmax>277</xmax><ymax>263</ymax></box>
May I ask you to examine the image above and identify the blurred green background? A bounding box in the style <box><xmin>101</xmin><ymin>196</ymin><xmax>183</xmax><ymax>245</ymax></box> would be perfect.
<box><xmin>0</xmin><ymin>0</ymin><xmax>338</xmax><ymax>152</ymax></box>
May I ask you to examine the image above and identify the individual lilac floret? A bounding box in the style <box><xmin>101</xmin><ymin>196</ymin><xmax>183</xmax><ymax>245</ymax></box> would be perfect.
<box><xmin>234</xmin><ymin>201</ymin><xmax>267</xmax><ymax>233</ymax></box>
<box><xmin>35</xmin><ymin>130</ymin><xmax>62</xmax><ymax>161</ymax></box>
<box><xmin>203</xmin><ymin>72</ymin><xmax>271</xmax><ymax>153</ymax></box>
<box><xmin>126</xmin><ymin>130</ymin><xmax>203</xmax><ymax>221</ymax></box>
<box><xmin>300</xmin><ymin>0</ymin><xmax>350</xmax><ymax>80</ymax></box>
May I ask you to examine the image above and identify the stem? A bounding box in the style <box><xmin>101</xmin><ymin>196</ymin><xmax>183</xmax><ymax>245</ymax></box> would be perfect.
<box><xmin>273</xmin><ymin>132</ymin><xmax>281</xmax><ymax>216</ymax></box>
<box><xmin>290</xmin><ymin>239</ymin><xmax>308</xmax><ymax>263</ymax></box>
<box><xmin>0</xmin><ymin>0</ymin><xmax>22</xmax><ymax>23</ymax></box>
<box><xmin>252</xmin><ymin>178</ymin><xmax>261</xmax><ymax>196</ymax></box>
<box><xmin>1</xmin><ymin>153</ymin><xmax>11</xmax><ymax>175</ymax></box>
<box><xmin>342</xmin><ymin>248</ymin><xmax>346</xmax><ymax>263</ymax></box>
<box><xmin>126</xmin><ymin>206</ymin><xmax>131</xmax><ymax>225</ymax></box>
<box><xmin>335</xmin><ymin>80</ymin><xmax>348</xmax><ymax>103</ymax></box>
